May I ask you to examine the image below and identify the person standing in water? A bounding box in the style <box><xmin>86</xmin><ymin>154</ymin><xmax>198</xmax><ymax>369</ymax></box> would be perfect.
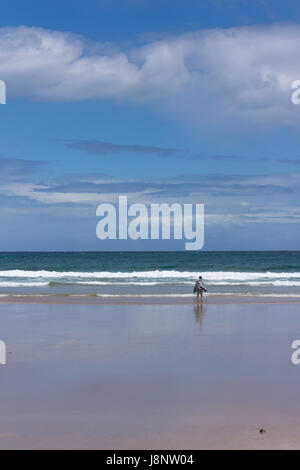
<box><xmin>194</xmin><ymin>276</ymin><xmax>207</xmax><ymax>303</ymax></box>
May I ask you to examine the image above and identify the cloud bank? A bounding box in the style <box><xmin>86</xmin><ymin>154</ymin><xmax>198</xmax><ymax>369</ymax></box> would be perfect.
<box><xmin>0</xmin><ymin>24</ymin><xmax>299</xmax><ymax>122</ymax></box>
<box><xmin>1</xmin><ymin>167</ymin><xmax>300</xmax><ymax>226</ymax></box>
<box><xmin>63</xmin><ymin>140</ymin><xmax>183</xmax><ymax>157</ymax></box>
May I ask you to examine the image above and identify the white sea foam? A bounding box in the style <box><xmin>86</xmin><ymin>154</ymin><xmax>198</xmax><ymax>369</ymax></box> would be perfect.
<box><xmin>78</xmin><ymin>281</ymin><xmax>159</xmax><ymax>286</ymax></box>
<box><xmin>1</xmin><ymin>269</ymin><xmax>300</xmax><ymax>280</ymax></box>
<box><xmin>0</xmin><ymin>269</ymin><xmax>203</xmax><ymax>279</ymax></box>
<box><xmin>0</xmin><ymin>270</ymin><xmax>300</xmax><ymax>291</ymax></box>
<box><xmin>75</xmin><ymin>280</ymin><xmax>300</xmax><ymax>286</ymax></box>
<box><xmin>0</xmin><ymin>282</ymin><xmax>49</xmax><ymax>288</ymax></box>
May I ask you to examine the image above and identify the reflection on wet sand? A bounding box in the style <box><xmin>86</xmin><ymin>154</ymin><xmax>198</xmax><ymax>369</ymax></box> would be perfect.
<box><xmin>194</xmin><ymin>302</ymin><xmax>206</xmax><ymax>328</ymax></box>
<box><xmin>0</xmin><ymin>302</ymin><xmax>300</xmax><ymax>449</ymax></box>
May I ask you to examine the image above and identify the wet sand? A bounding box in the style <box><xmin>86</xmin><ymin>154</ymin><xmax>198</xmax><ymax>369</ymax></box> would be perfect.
<box><xmin>1</xmin><ymin>294</ymin><xmax>300</xmax><ymax>305</ymax></box>
<box><xmin>0</xmin><ymin>300</ymin><xmax>300</xmax><ymax>449</ymax></box>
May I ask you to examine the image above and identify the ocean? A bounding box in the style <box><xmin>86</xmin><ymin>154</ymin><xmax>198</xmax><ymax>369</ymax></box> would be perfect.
<box><xmin>0</xmin><ymin>251</ymin><xmax>300</xmax><ymax>298</ymax></box>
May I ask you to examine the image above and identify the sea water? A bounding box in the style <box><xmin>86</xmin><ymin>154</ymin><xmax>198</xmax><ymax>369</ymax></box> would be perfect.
<box><xmin>0</xmin><ymin>251</ymin><xmax>300</xmax><ymax>297</ymax></box>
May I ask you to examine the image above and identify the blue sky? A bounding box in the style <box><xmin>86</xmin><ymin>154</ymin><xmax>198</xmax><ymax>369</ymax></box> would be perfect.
<box><xmin>1</xmin><ymin>0</ymin><xmax>300</xmax><ymax>250</ymax></box>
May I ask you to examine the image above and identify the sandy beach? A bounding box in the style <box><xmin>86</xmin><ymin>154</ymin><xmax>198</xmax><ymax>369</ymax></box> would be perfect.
<box><xmin>0</xmin><ymin>297</ymin><xmax>299</xmax><ymax>449</ymax></box>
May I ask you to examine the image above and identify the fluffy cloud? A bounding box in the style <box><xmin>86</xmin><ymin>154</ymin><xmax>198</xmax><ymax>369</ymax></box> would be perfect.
<box><xmin>0</xmin><ymin>24</ymin><xmax>300</xmax><ymax>122</ymax></box>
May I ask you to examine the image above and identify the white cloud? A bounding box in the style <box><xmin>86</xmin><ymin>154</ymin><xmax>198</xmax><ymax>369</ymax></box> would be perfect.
<box><xmin>0</xmin><ymin>24</ymin><xmax>300</xmax><ymax>122</ymax></box>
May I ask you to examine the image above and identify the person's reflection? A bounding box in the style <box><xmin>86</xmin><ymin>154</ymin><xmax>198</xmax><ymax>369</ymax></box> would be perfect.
<box><xmin>194</xmin><ymin>302</ymin><xmax>206</xmax><ymax>329</ymax></box>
